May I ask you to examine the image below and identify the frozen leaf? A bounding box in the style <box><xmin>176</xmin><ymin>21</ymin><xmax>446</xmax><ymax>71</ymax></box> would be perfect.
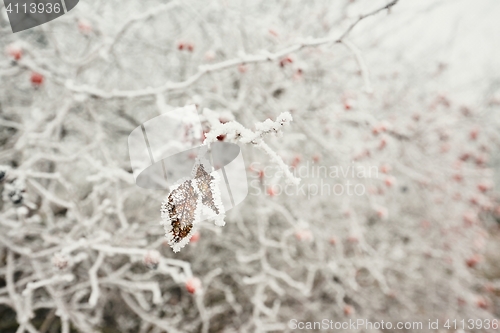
<box><xmin>161</xmin><ymin>179</ymin><xmax>201</xmax><ymax>252</ymax></box>
<box><xmin>192</xmin><ymin>159</ymin><xmax>225</xmax><ymax>224</ymax></box>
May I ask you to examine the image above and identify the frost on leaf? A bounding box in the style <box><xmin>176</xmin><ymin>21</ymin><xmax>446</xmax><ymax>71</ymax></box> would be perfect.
<box><xmin>193</xmin><ymin>163</ymin><xmax>219</xmax><ymax>214</ymax></box>
<box><xmin>161</xmin><ymin>179</ymin><xmax>201</xmax><ymax>252</ymax></box>
<box><xmin>192</xmin><ymin>159</ymin><xmax>225</xmax><ymax>225</ymax></box>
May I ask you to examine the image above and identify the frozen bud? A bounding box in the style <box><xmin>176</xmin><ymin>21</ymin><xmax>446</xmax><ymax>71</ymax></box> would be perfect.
<box><xmin>185</xmin><ymin>277</ymin><xmax>202</xmax><ymax>294</ymax></box>
<box><xmin>52</xmin><ymin>253</ymin><xmax>69</xmax><ymax>270</ymax></box>
<box><xmin>143</xmin><ymin>250</ymin><xmax>161</xmax><ymax>270</ymax></box>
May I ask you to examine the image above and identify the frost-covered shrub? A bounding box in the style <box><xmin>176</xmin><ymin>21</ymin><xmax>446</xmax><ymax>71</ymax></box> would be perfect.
<box><xmin>0</xmin><ymin>0</ymin><xmax>499</xmax><ymax>332</ymax></box>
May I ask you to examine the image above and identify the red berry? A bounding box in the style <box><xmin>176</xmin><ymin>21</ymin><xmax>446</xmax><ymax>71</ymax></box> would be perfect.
<box><xmin>380</xmin><ymin>164</ymin><xmax>391</xmax><ymax>174</ymax></box>
<box><xmin>476</xmin><ymin>297</ymin><xmax>488</xmax><ymax>309</ymax></box>
<box><xmin>476</xmin><ymin>154</ymin><xmax>487</xmax><ymax>166</ymax></box>
<box><xmin>421</xmin><ymin>220</ymin><xmax>431</xmax><ymax>229</ymax></box>
<box><xmin>295</xmin><ymin>230</ymin><xmax>313</xmax><ymax>242</ymax></box>
<box><xmin>484</xmin><ymin>283</ymin><xmax>496</xmax><ymax>293</ymax></box>
<box><xmin>494</xmin><ymin>206</ymin><xmax>500</xmax><ymax>217</ymax></box>
<box><xmin>440</xmin><ymin>143</ymin><xmax>450</xmax><ymax>153</ymax></box>
<box><xmin>6</xmin><ymin>44</ymin><xmax>22</xmax><ymax>61</ymax></box>
<box><xmin>470</xmin><ymin>127</ymin><xmax>479</xmax><ymax>140</ymax></box>
<box><xmin>279</xmin><ymin>56</ymin><xmax>293</xmax><ymax>67</ymax></box>
<box><xmin>384</xmin><ymin>176</ymin><xmax>396</xmax><ymax>188</ymax></box>
<box><xmin>477</xmin><ymin>183</ymin><xmax>490</xmax><ymax>193</ymax></box>
<box><xmin>465</xmin><ymin>254</ymin><xmax>482</xmax><ymax>268</ymax></box>
<box><xmin>185</xmin><ymin>277</ymin><xmax>201</xmax><ymax>294</ymax></box>
<box><xmin>268</xmin><ymin>28</ymin><xmax>279</xmax><ymax>37</ymax></box>
<box><xmin>379</xmin><ymin>138</ymin><xmax>387</xmax><ymax>150</ymax></box>
<box><xmin>238</xmin><ymin>64</ymin><xmax>248</xmax><ymax>73</ymax></box>
<box><xmin>30</xmin><ymin>72</ymin><xmax>44</xmax><ymax>86</ymax></box>
<box><xmin>267</xmin><ymin>186</ymin><xmax>277</xmax><ymax>197</ymax></box>
<box><xmin>343</xmin><ymin>305</ymin><xmax>354</xmax><ymax>316</ymax></box>
<box><xmin>190</xmin><ymin>231</ymin><xmax>200</xmax><ymax>243</ymax></box>
<box><xmin>376</xmin><ymin>207</ymin><xmax>388</xmax><ymax>220</ymax></box>
<box><xmin>347</xmin><ymin>235</ymin><xmax>359</xmax><ymax>243</ymax></box>
<box><xmin>78</xmin><ymin>19</ymin><xmax>92</xmax><ymax>34</ymax></box>
<box><xmin>204</xmin><ymin>50</ymin><xmax>216</xmax><ymax>61</ymax></box>
<box><xmin>463</xmin><ymin>212</ymin><xmax>477</xmax><ymax>227</ymax></box>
